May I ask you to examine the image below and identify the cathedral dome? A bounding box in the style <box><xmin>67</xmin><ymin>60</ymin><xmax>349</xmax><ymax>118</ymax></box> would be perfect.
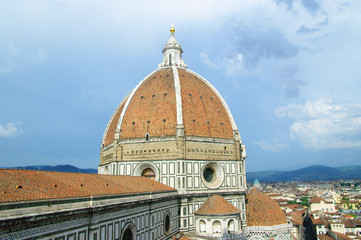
<box><xmin>99</xmin><ymin>27</ymin><xmax>246</xmax><ymax>181</ymax></box>
<box><xmin>102</xmin><ymin>29</ymin><xmax>238</xmax><ymax>146</ymax></box>
<box><xmin>246</xmin><ymin>189</ymin><xmax>288</xmax><ymax>226</ymax></box>
<box><xmin>102</xmin><ymin>67</ymin><xmax>238</xmax><ymax>145</ymax></box>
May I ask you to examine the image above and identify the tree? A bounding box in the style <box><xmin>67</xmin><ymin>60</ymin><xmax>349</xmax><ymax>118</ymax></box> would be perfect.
<box><xmin>300</xmin><ymin>197</ymin><xmax>310</xmax><ymax>207</ymax></box>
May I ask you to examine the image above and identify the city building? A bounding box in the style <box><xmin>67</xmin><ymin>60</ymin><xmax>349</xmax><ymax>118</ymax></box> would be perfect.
<box><xmin>309</xmin><ymin>196</ymin><xmax>336</xmax><ymax>213</ymax></box>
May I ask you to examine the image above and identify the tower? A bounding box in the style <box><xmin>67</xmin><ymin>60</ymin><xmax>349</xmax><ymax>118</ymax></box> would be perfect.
<box><xmin>99</xmin><ymin>27</ymin><xmax>247</xmax><ymax>232</ymax></box>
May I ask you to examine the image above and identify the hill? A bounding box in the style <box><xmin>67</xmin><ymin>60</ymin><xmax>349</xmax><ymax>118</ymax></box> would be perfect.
<box><xmin>247</xmin><ymin>165</ymin><xmax>361</xmax><ymax>182</ymax></box>
<box><xmin>6</xmin><ymin>164</ymin><xmax>97</xmax><ymax>174</ymax></box>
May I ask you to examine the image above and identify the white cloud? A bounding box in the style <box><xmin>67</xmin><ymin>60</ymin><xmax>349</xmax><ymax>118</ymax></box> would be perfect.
<box><xmin>275</xmin><ymin>99</ymin><xmax>361</xmax><ymax>150</ymax></box>
<box><xmin>36</xmin><ymin>48</ymin><xmax>47</xmax><ymax>64</ymax></box>
<box><xmin>0</xmin><ymin>122</ymin><xmax>23</xmax><ymax>137</ymax></box>
<box><xmin>252</xmin><ymin>139</ymin><xmax>288</xmax><ymax>152</ymax></box>
<box><xmin>0</xmin><ymin>42</ymin><xmax>17</xmax><ymax>74</ymax></box>
<box><xmin>200</xmin><ymin>52</ymin><xmax>243</xmax><ymax>77</ymax></box>
<box><xmin>0</xmin><ymin>42</ymin><xmax>47</xmax><ymax>75</ymax></box>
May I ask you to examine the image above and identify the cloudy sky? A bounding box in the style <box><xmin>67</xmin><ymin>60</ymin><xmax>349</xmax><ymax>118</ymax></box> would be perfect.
<box><xmin>1</xmin><ymin>0</ymin><xmax>360</xmax><ymax>171</ymax></box>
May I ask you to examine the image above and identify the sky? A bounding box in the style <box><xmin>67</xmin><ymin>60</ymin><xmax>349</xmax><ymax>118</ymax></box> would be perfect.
<box><xmin>1</xmin><ymin>0</ymin><xmax>361</xmax><ymax>172</ymax></box>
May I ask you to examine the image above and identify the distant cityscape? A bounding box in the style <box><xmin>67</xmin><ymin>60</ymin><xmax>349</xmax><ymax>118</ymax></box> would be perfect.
<box><xmin>249</xmin><ymin>178</ymin><xmax>361</xmax><ymax>239</ymax></box>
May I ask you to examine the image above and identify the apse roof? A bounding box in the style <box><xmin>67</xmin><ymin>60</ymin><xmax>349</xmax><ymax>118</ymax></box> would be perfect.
<box><xmin>0</xmin><ymin>168</ymin><xmax>175</xmax><ymax>203</ymax></box>
<box><xmin>195</xmin><ymin>194</ymin><xmax>241</xmax><ymax>216</ymax></box>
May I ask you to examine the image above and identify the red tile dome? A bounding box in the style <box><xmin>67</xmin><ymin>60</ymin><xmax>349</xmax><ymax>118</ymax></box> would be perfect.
<box><xmin>246</xmin><ymin>189</ymin><xmax>288</xmax><ymax>226</ymax></box>
<box><xmin>102</xmin><ymin>67</ymin><xmax>238</xmax><ymax>146</ymax></box>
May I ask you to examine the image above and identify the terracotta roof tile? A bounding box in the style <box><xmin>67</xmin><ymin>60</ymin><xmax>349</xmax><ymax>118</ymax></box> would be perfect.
<box><xmin>103</xmin><ymin>68</ymin><xmax>235</xmax><ymax>142</ymax></box>
<box><xmin>343</xmin><ymin>219</ymin><xmax>356</xmax><ymax>228</ymax></box>
<box><xmin>120</xmin><ymin>68</ymin><xmax>177</xmax><ymax>139</ymax></box>
<box><xmin>104</xmin><ymin>96</ymin><xmax>128</xmax><ymax>145</ymax></box>
<box><xmin>0</xmin><ymin>169</ymin><xmax>175</xmax><ymax>203</ymax></box>
<box><xmin>309</xmin><ymin>196</ymin><xmax>332</xmax><ymax>204</ymax></box>
<box><xmin>195</xmin><ymin>195</ymin><xmax>241</xmax><ymax>216</ymax></box>
<box><xmin>178</xmin><ymin>69</ymin><xmax>233</xmax><ymax>139</ymax></box>
<box><xmin>287</xmin><ymin>204</ymin><xmax>302</xmax><ymax>209</ymax></box>
<box><xmin>313</xmin><ymin>219</ymin><xmax>326</xmax><ymax>225</ymax></box>
<box><xmin>318</xmin><ymin>234</ymin><xmax>335</xmax><ymax>240</ymax></box>
<box><xmin>246</xmin><ymin>189</ymin><xmax>288</xmax><ymax>226</ymax></box>
<box><xmin>352</xmin><ymin>219</ymin><xmax>361</xmax><ymax>226</ymax></box>
<box><xmin>288</xmin><ymin>210</ymin><xmax>305</xmax><ymax>226</ymax></box>
<box><xmin>333</xmin><ymin>232</ymin><xmax>353</xmax><ymax>240</ymax></box>
<box><xmin>309</xmin><ymin>196</ymin><xmax>323</xmax><ymax>203</ymax></box>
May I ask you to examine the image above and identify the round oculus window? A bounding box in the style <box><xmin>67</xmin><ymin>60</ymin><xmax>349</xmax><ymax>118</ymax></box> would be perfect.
<box><xmin>201</xmin><ymin>162</ymin><xmax>224</xmax><ymax>189</ymax></box>
<box><xmin>203</xmin><ymin>167</ymin><xmax>215</xmax><ymax>182</ymax></box>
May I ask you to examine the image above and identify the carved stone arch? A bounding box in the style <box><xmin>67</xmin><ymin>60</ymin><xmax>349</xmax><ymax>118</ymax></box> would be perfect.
<box><xmin>249</xmin><ymin>236</ymin><xmax>266</xmax><ymax>240</ymax></box>
<box><xmin>134</xmin><ymin>162</ymin><xmax>159</xmax><ymax>181</ymax></box>
<box><xmin>121</xmin><ymin>222</ymin><xmax>136</xmax><ymax>240</ymax></box>
<box><xmin>212</xmin><ymin>220</ymin><xmax>222</xmax><ymax>234</ymax></box>
<box><xmin>276</xmin><ymin>234</ymin><xmax>288</xmax><ymax>240</ymax></box>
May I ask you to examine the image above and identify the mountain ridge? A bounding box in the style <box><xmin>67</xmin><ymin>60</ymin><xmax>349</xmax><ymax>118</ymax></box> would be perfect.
<box><xmin>3</xmin><ymin>164</ymin><xmax>97</xmax><ymax>174</ymax></box>
<box><xmin>247</xmin><ymin>165</ymin><xmax>361</xmax><ymax>182</ymax></box>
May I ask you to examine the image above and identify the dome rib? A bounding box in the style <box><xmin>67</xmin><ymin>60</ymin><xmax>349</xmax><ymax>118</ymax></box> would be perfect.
<box><xmin>172</xmin><ymin>66</ymin><xmax>183</xmax><ymax>125</ymax></box>
<box><xmin>102</xmin><ymin>93</ymin><xmax>130</xmax><ymax>146</ymax></box>
<box><xmin>116</xmin><ymin>68</ymin><xmax>161</xmax><ymax>138</ymax></box>
<box><xmin>185</xmin><ymin>69</ymin><xmax>238</xmax><ymax>133</ymax></box>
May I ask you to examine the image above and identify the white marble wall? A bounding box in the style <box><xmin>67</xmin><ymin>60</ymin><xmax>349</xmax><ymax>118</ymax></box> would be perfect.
<box><xmin>0</xmin><ymin>196</ymin><xmax>179</xmax><ymax>240</ymax></box>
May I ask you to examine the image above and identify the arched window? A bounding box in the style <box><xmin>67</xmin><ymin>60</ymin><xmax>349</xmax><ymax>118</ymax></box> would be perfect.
<box><xmin>200</xmin><ymin>220</ymin><xmax>206</xmax><ymax>233</ymax></box>
<box><xmin>228</xmin><ymin>219</ymin><xmax>235</xmax><ymax>232</ymax></box>
<box><xmin>212</xmin><ymin>220</ymin><xmax>221</xmax><ymax>234</ymax></box>
<box><xmin>121</xmin><ymin>223</ymin><xmax>136</xmax><ymax>240</ymax></box>
<box><xmin>122</xmin><ymin>229</ymin><xmax>133</xmax><ymax>240</ymax></box>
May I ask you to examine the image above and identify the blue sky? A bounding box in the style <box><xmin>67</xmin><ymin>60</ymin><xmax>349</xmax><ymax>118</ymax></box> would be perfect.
<box><xmin>1</xmin><ymin>0</ymin><xmax>361</xmax><ymax>171</ymax></box>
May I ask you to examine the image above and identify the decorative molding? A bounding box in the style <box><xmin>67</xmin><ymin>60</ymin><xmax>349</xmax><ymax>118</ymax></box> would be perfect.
<box><xmin>172</xmin><ymin>66</ymin><xmax>183</xmax><ymax>125</ymax></box>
